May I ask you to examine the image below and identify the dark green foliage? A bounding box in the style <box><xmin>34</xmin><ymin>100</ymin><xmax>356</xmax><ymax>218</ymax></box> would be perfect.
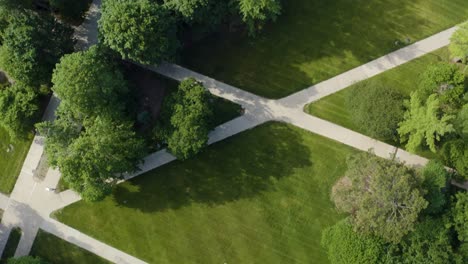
<box><xmin>52</xmin><ymin>45</ymin><xmax>128</xmax><ymax>119</ymax></box>
<box><xmin>346</xmin><ymin>83</ymin><xmax>405</xmax><ymax>140</ymax></box>
<box><xmin>441</xmin><ymin>139</ymin><xmax>468</xmax><ymax>180</ymax></box>
<box><xmin>53</xmin><ymin>117</ymin><xmax>146</xmax><ymax>202</ymax></box>
<box><xmin>397</xmin><ymin>217</ymin><xmax>459</xmax><ymax>264</ymax></box>
<box><xmin>422</xmin><ymin>160</ymin><xmax>451</xmax><ymax>215</ymax></box>
<box><xmin>158</xmin><ymin>78</ymin><xmax>212</xmax><ymax>160</ymax></box>
<box><xmin>99</xmin><ymin>0</ymin><xmax>178</xmax><ymax>65</ymax></box>
<box><xmin>332</xmin><ymin>152</ymin><xmax>427</xmax><ymax>243</ymax></box>
<box><xmin>0</xmin><ymin>10</ymin><xmax>74</xmax><ymax>87</ymax></box>
<box><xmin>418</xmin><ymin>62</ymin><xmax>466</xmax><ymax>114</ymax></box>
<box><xmin>7</xmin><ymin>256</ymin><xmax>48</xmax><ymax>264</ymax></box>
<box><xmin>321</xmin><ymin>219</ymin><xmax>385</xmax><ymax>264</ymax></box>
<box><xmin>0</xmin><ymin>82</ymin><xmax>38</xmax><ymax>140</ymax></box>
<box><xmin>238</xmin><ymin>0</ymin><xmax>281</xmax><ymax>35</ymax></box>
<box><xmin>452</xmin><ymin>192</ymin><xmax>468</xmax><ymax>242</ymax></box>
<box><xmin>49</xmin><ymin>0</ymin><xmax>92</xmax><ymax>22</ymax></box>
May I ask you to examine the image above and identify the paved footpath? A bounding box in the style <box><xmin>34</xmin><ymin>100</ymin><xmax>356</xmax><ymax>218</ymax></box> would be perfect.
<box><xmin>0</xmin><ymin>13</ymin><xmax>465</xmax><ymax>264</ymax></box>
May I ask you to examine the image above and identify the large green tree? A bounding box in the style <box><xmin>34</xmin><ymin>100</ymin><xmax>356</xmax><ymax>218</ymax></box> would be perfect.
<box><xmin>158</xmin><ymin>78</ymin><xmax>212</xmax><ymax>160</ymax></box>
<box><xmin>0</xmin><ymin>10</ymin><xmax>74</xmax><ymax>86</ymax></box>
<box><xmin>238</xmin><ymin>0</ymin><xmax>281</xmax><ymax>35</ymax></box>
<box><xmin>53</xmin><ymin>117</ymin><xmax>146</xmax><ymax>201</ymax></box>
<box><xmin>332</xmin><ymin>153</ymin><xmax>427</xmax><ymax>243</ymax></box>
<box><xmin>452</xmin><ymin>192</ymin><xmax>468</xmax><ymax>242</ymax></box>
<box><xmin>398</xmin><ymin>93</ymin><xmax>455</xmax><ymax>153</ymax></box>
<box><xmin>346</xmin><ymin>83</ymin><xmax>405</xmax><ymax>140</ymax></box>
<box><xmin>52</xmin><ymin>45</ymin><xmax>128</xmax><ymax>119</ymax></box>
<box><xmin>321</xmin><ymin>219</ymin><xmax>386</xmax><ymax>264</ymax></box>
<box><xmin>442</xmin><ymin>139</ymin><xmax>468</xmax><ymax>180</ymax></box>
<box><xmin>421</xmin><ymin>160</ymin><xmax>451</xmax><ymax>215</ymax></box>
<box><xmin>0</xmin><ymin>82</ymin><xmax>38</xmax><ymax>140</ymax></box>
<box><xmin>449</xmin><ymin>21</ymin><xmax>468</xmax><ymax>62</ymax></box>
<box><xmin>99</xmin><ymin>0</ymin><xmax>178</xmax><ymax>65</ymax></box>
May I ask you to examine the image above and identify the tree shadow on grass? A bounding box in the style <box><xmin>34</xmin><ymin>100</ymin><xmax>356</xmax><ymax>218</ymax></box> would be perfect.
<box><xmin>112</xmin><ymin>123</ymin><xmax>312</xmax><ymax>213</ymax></box>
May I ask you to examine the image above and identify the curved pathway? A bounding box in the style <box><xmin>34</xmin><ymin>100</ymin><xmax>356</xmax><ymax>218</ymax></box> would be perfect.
<box><xmin>0</xmin><ymin>8</ymin><xmax>465</xmax><ymax>264</ymax></box>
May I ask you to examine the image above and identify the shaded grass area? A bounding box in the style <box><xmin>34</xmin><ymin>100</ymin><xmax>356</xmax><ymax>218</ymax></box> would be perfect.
<box><xmin>0</xmin><ymin>129</ymin><xmax>33</xmax><ymax>194</ymax></box>
<box><xmin>306</xmin><ymin>48</ymin><xmax>450</xmax><ymax>158</ymax></box>
<box><xmin>0</xmin><ymin>228</ymin><xmax>21</xmax><ymax>263</ymax></box>
<box><xmin>56</xmin><ymin>122</ymin><xmax>355</xmax><ymax>263</ymax></box>
<box><xmin>30</xmin><ymin>229</ymin><xmax>110</xmax><ymax>264</ymax></box>
<box><xmin>182</xmin><ymin>0</ymin><xmax>468</xmax><ymax>98</ymax></box>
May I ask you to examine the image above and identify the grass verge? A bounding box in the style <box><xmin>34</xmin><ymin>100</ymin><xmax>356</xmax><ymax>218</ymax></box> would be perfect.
<box><xmin>0</xmin><ymin>228</ymin><xmax>21</xmax><ymax>263</ymax></box>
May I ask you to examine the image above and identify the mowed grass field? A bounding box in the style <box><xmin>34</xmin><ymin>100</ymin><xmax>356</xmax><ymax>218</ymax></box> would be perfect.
<box><xmin>306</xmin><ymin>48</ymin><xmax>449</xmax><ymax>157</ymax></box>
<box><xmin>0</xmin><ymin>128</ymin><xmax>33</xmax><ymax>194</ymax></box>
<box><xmin>56</xmin><ymin>122</ymin><xmax>356</xmax><ymax>263</ymax></box>
<box><xmin>30</xmin><ymin>230</ymin><xmax>110</xmax><ymax>264</ymax></box>
<box><xmin>182</xmin><ymin>0</ymin><xmax>468</xmax><ymax>98</ymax></box>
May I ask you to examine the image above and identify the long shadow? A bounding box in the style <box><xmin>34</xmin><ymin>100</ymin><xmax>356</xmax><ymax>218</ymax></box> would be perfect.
<box><xmin>181</xmin><ymin>0</ymin><xmax>459</xmax><ymax>98</ymax></box>
<box><xmin>112</xmin><ymin>123</ymin><xmax>312</xmax><ymax>213</ymax></box>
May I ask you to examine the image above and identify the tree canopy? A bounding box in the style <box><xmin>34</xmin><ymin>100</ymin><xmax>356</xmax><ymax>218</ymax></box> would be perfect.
<box><xmin>321</xmin><ymin>219</ymin><xmax>385</xmax><ymax>264</ymax></box>
<box><xmin>421</xmin><ymin>160</ymin><xmax>451</xmax><ymax>215</ymax></box>
<box><xmin>452</xmin><ymin>192</ymin><xmax>468</xmax><ymax>242</ymax></box>
<box><xmin>449</xmin><ymin>21</ymin><xmax>468</xmax><ymax>62</ymax></box>
<box><xmin>0</xmin><ymin>82</ymin><xmax>38</xmax><ymax>140</ymax></box>
<box><xmin>332</xmin><ymin>153</ymin><xmax>427</xmax><ymax>243</ymax></box>
<box><xmin>52</xmin><ymin>45</ymin><xmax>128</xmax><ymax>119</ymax></box>
<box><xmin>238</xmin><ymin>0</ymin><xmax>281</xmax><ymax>35</ymax></box>
<box><xmin>0</xmin><ymin>10</ymin><xmax>74</xmax><ymax>86</ymax></box>
<box><xmin>99</xmin><ymin>0</ymin><xmax>178</xmax><ymax>65</ymax></box>
<box><xmin>157</xmin><ymin>78</ymin><xmax>213</xmax><ymax>160</ymax></box>
<box><xmin>347</xmin><ymin>83</ymin><xmax>405</xmax><ymax>140</ymax></box>
<box><xmin>398</xmin><ymin>93</ymin><xmax>455</xmax><ymax>153</ymax></box>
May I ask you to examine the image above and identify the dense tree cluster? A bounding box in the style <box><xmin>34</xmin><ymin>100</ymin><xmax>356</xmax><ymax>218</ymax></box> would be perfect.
<box><xmin>37</xmin><ymin>46</ymin><xmax>147</xmax><ymax>201</ymax></box>
<box><xmin>325</xmin><ymin>152</ymin><xmax>467</xmax><ymax>263</ymax></box>
<box><xmin>99</xmin><ymin>0</ymin><xmax>283</xmax><ymax>65</ymax></box>
<box><xmin>156</xmin><ymin>78</ymin><xmax>213</xmax><ymax>160</ymax></box>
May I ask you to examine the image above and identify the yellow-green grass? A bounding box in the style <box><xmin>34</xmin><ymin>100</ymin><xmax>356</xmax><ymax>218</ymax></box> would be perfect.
<box><xmin>306</xmin><ymin>48</ymin><xmax>450</xmax><ymax>158</ymax></box>
<box><xmin>0</xmin><ymin>129</ymin><xmax>33</xmax><ymax>194</ymax></box>
<box><xmin>182</xmin><ymin>0</ymin><xmax>468</xmax><ymax>98</ymax></box>
<box><xmin>55</xmin><ymin>122</ymin><xmax>356</xmax><ymax>263</ymax></box>
<box><xmin>30</xmin><ymin>229</ymin><xmax>110</xmax><ymax>264</ymax></box>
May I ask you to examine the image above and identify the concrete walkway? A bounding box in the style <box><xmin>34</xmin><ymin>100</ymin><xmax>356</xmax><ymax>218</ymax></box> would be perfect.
<box><xmin>0</xmin><ymin>12</ymin><xmax>464</xmax><ymax>264</ymax></box>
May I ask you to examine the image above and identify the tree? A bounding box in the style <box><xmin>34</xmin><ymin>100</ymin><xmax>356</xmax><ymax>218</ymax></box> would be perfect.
<box><xmin>449</xmin><ymin>21</ymin><xmax>468</xmax><ymax>62</ymax></box>
<box><xmin>418</xmin><ymin>63</ymin><xmax>466</xmax><ymax>113</ymax></box>
<box><xmin>0</xmin><ymin>82</ymin><xmax>38</xmax><ymax>140</ymax></box>
<box><xmin>52</xmin><ymin>45</ymin><xmax>128</xmax><ymax>119</ymax></box>
<box><xmin>441</xmin><ymin>139</ymin><xmax>468</xmax><ymax>180</ymax></box>
<box><xmin>398</xmin><ymin>217</ymin><xmax>458</xmax><ymax>263</ymax></box>
<box><xmin>158</xmin><ymin>78</ymin><xmax>212</xmax><ymax>160</ymax></box>
<box><xmin>99</xmin><ymin>0</ymin><xmax>178</xmax><ymax>65</ymax></box>
<box><xmin>0</xmin><ymin>10</ymin><xmax>74</xmax><ymax>86</ymax></box>
<box><xmin>421</xmin><ymin>161</ymin><xmax>451</xmax><ymax>215</ymax></box>
<box><xmin>238</xmin><ymin>0</ymin><xmax>281</xmax><ymax>35</ymax></box>
<box><xmin>321</xmin><ymin>219</ymin><xmax>385</xmax><ymax>264</ymax></box>
<box><xmin>332</xmin><ymin>153</ymin><xmax>427</xmax><ymax>243</ymax></box>
<box><xmin>49</xmin><ymin>0</ymin><xmax>92</xmax><ymax>22</ymax></box>
<box><xmin>452</xmin><ymin>192</ymin><xmax>468</xmax><ymax>242</ymax></box>
<box><xmin>7</xmin><ymin>256</ymin><xmax>49</xmax><ymax>264</ymax></box>
<box><xmin>346</xmin><ymin>83</ymin><xmax>405</xmax><ymax>140</ymax></box>
<box><xmin>398</xmin><ymin>93</ymin><xmax>455</xmax><ymax>153</ymax></box>
<box><xmin>56</xmin><ymin>117</ymin><xmax>146</xmax><ymax>201</ymax></box>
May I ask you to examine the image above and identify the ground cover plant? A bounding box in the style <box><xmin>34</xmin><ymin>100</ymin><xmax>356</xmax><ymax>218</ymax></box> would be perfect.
<box><xmin>55</xmin><ymin>122</ymin><xmax>357</xmax><ymax>263</ymax></box>
<box><xmin>29</xmin><ymin>230</ymin><xmax>110</xmax><ymax>264</ymax></box>
<box><xmin>182</xmin><ymin>0</ymin><xmax>468</xmax><ymax>98</ymax></box>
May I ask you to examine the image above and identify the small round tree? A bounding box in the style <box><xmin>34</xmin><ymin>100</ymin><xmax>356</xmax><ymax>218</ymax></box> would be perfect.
<box><xmin>449</xmin><ymin>21</ymin><xmax>468</xmax><ymax>62</ymax></box>
<box><xmin>99</xmin><ymin>0</ymin><xmax>178</xmax><ymax>65</ymax></box>
<box><xmin>346</xmin><ymin>83</ymin><xmax>405</xmax><ymax>141</ymax></box>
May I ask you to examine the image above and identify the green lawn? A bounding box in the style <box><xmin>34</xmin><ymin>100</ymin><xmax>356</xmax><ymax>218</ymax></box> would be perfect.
<box><xmin>1</xmin><ymin>228</ymin><xmax>21</xmax><ymax>263</ymax></box>
<box><xmin>0</xmin><ymin>129</ymin><xmax>33</xmax><ymax>194</ymax></box>
<box><xmin>306</xmin><ymin>48</ymin><xmax>449</xmax><ymax>158</ymax></box>
<box><xmin>30</xmin><ymin>230</ymin><xmax>110</xmax><ymax>264</ymax></box>
<box><xmin>55</xmin><ymin>122</ymin><xmax>356</xmax><ymax>263</ymax></box>
<box><xmin>182</xmin><ymin>0</ymin><xmax>468</xmax><ymax>98</ymax></box>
